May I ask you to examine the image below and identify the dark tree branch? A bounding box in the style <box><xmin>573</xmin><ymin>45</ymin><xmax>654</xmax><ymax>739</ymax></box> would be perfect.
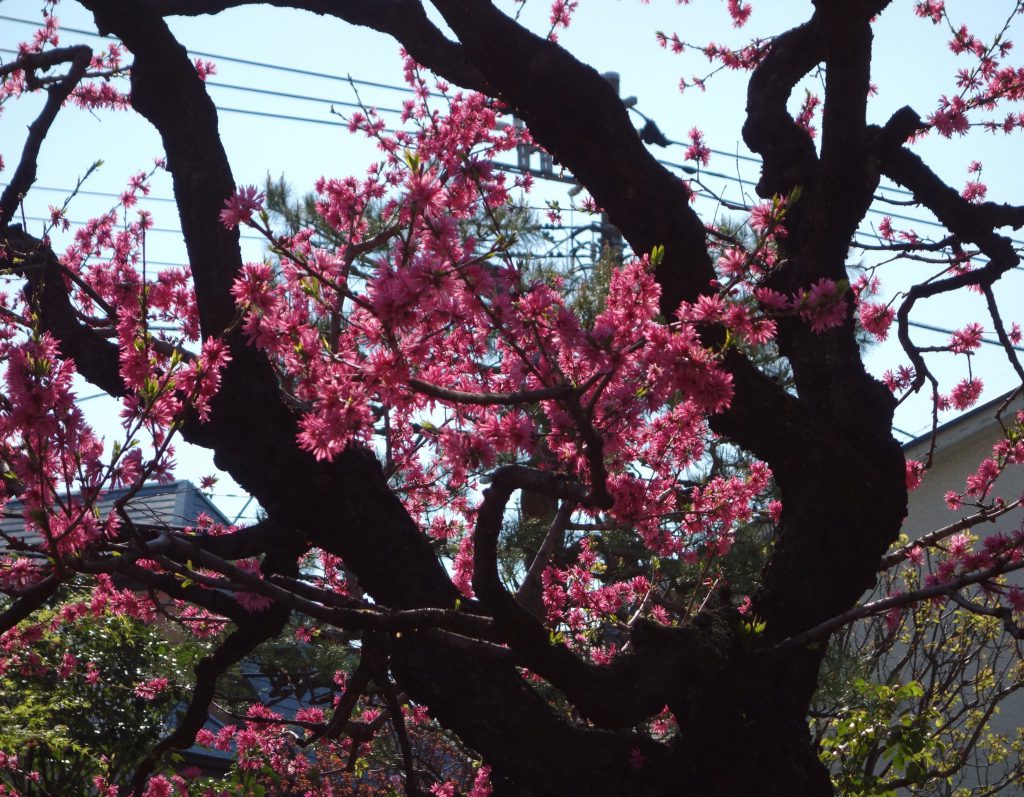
<box><xmin>129</xmin><ymin>603</ymin><xmax>294</xmax><ymax>794</ymax></box>
<box><xmin>67</xmin><ymin>8</ymin><xmax>673</xmax><ymax>791</ymax></box>
<box><xmin>0</xmin><ymin>574</ymin><xmax>60</xmax><ymax>637</ymax></box>
<box><xmin>878</xmin><ymin>499</ymin><xmax>1021</xmax><ymax>570</ymax></box>
<box><xmin>0</xmin><ymin>46</ymin><xmax>92</xmax><ymax>228</ymax></box>
<box><xmin>515</xmin><ymin>499</ymin><xmax>573</xmax><ymax>619</ymax></box>
<box><xmin>136</xmin><ymin>0</ymin><xmax>489</xmax><ymax>92</ymax></box>
<box><xmin>79</xmin><ymin>553</ymin><xmax>252</xmax><ymax>624</ymax></box>
<box><xmin>128</xmin><ymin>528</ymin><xmax>304</xmax><ymax>794</ymax></box>
<box><xmin>302</xmin><ymin>640</ymin><xmax>376</xmax><ymax>746</ymax></box>
<box><xmin>2</xmin><ymin>226</ymin><xmax>126</xmax><ymax>396</ymax></box>
<box><xmin>145</xmin><ymin>528</ymin><xmax>499</xmax><ymax>637</ymax></box>
<box><xmin>880</xmin><ymin>146</ymin><xmax>1024</xmax><ymax>261</ymax></box>
<box><xmin>407</xmin><ymin>377</ymin><xmax>578</xmax><ymax>406</ymax></box>
<box><xmin>773</xmin><ymin>553</ymin><xmax>1024</xmax><ymax>652</ymax></box>
<box><xmin>741</xmin><ymin>16</ymin><xmax>820</xmax><ymax>199</ymax></box>
<box><xmin>472</xmin><ymin>465</ymin><xmax>730</xmax><ymax>730</ymax></box>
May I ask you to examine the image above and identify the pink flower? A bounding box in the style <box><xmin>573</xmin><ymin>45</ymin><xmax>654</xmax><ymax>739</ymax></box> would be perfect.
<box><xmin>914</xmin><ymin>0</ymin><xmax>944</xmax><ymax>24</ymax></box>
<box><xmin>961</xmin><ymin>179</ymin><xmax>987</xmax><ymax>203</ymax></box>
<box><xmin>884</xmin><ymin>603</ymin><xmax>904</xmax><ymax>633</ymax></box>
<box><xmin>134</xmin><ymin>677</ymin><xmax>170</xmax><ymax>700</ymax></box>
<box><xmin>858</xmin><ymin>301</ymin><xmax>895</xmax><ymax>341</ymax></box>
<box><xmin>748</xmin><ymin>201</ymin><xmax>776</xmax><ymax>234</ymax></box>
<box><xmin>57</xmin><ymin>652</ymin><xmax>77</xmax><ymax>678</ymax></box>
<box><xmin>929</xmin><ymin>95</ymin><xmax>970</xmax><ymax>137</ymax></box>
<box><xmin>195</xmin><ymin>728</ymin><xmax>217</xmax><ymax>747</ymax></box>
<box><xmin>905</xmin><ymin>459</ymin><xmax>925</xmax><ymax>491</ymax></box>
<box><xmin>727</xmin><ymin>0</ymin><xmax>752</xmax><ymax>27</ymax></box>
<box><xmin>684</xmin><ymin>127</ymin><xmax>711</xmax><ymax>166</ymax></box>
<box><xmin>193</xmin><ymin>58</ymin><xmax>216</xmax><ymax>81</ymax></box>
<box><xmin>549</xmin><ymin>0</ymin><xmax>578</xmax><ymax>29</ymax></box>
<box><xmin>141</xmin><ymin>775</ymin><xmax>172</xmax><ymax>797</ymax></box>
<box><xmin>468</xmin><ymin>765</ymin><xmax>493</xmax><ymax>797</ymax></box>
<box><xmin>219</xmin><ymin>185</ymin><xmax>265</xmax><ymax>229</ymax></box>
<box><xmin>949</xmin><ymin>377</ymin><xmax>983</xmax><ymax>410</ymax></box>
<box><xmin>234</xmin><ymin>558</ymin><xmax>274</xmax><ymax>613</ymax></box>
<box><xmin>947</xmin><ymin>532</ymin><xmax>971</xmax><ymax>558</ymax></box>
<box><xmin>797</xmin><ymin>278</ymin><xmax>848</xmax><ymax>333</ymax></box>
<box><xmin>949</xmin><ymin>323</ymin><xmax>983</xmax><ymax>353</ymax></box>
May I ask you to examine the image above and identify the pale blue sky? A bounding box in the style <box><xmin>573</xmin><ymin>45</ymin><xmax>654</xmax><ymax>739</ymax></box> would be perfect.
<box><xmin>2</xmin><ymin>0</ymin><xmax>1022</xmax><ymax>520</ymax></box>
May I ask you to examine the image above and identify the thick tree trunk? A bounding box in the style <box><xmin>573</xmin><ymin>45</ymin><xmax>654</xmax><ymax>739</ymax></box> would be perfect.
<box><xmin>45</xmin><ymin>2</ymin><xmax>915</xmax><ymax>795</ymax></box>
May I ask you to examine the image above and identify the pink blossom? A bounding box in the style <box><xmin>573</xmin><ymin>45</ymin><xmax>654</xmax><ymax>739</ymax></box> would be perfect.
<box><xmin>947</xmin><ymin>532</ymin><xmax>971</xmax><ymax>558</ymax></box>
<box><xmin>961</xmin><ymin>179</ymin><xmax>987</xmax><ymax>203</ymax></box>
<box><xmin>57</xmin><ymin>652</ymin><xmax>77</xmax><ymax>678</ymax></box>
<box><xmin>468</xmin><ymin>765</ymin><xmax>493</xmax><ymax>797</ymax></box>
<box><xmin>929</xmin><ymin>95</ymin><xmax>970</xmax><ymax>137</ymax></box>
<box><xmin>726</xmin><ymin>0</ymin><xmax>752</xmax><ymax>28</ymax></box>
<box><xmin>219</xmin><ymin>185</ymin><xmax>265</xmax><ymax>229</ymax></box>
<box><xmin>234</xmin><ymin>559</ymin><xmax>274</xmax><ymax>613</ymax></box>
<box><xmin>905</xmin><ymin>459</ymin><xmax>925</xmax><ymax>491</ymax></box>
<box><xmin>141</xmin><ymin>775</ymin><xmax>172</xmax><ymax>797</ymax></box>
<box><xmin>914</xmin><ymin>0</ymin><xmax>944</xmax><ymax>24</ymax></box>
<box><xmin>796</xmin><ymin>278</ymin><xmax>848</xmax><ymax>333</ymax></box>
<box><xmin>549</xmin><ymin>0</ymin><xmax>578</xmax><ymax>29</ymax></box>
<box><xmin>949</xmin><ymin>323</ymin><xmax>983</xmax><ymax>353</ymax></box>
<box><xmin>134</xmin><ymin>677</ymin><xmax>170</xmax><ymax>700</ymax></box>
<box><xmin>884</xmin><ymin>603</ymin><xmax>904</xmax><ymax>633</ymax></box>
<box><xmin>950</xmin><ymin>377</ymin><xmax>983</xmax><ymax>410</ymax></box>
<box><xmin>193</xmin><ymin>58</ymin><xmax>216</xmax><ymax>80</ymax></box>
<box><xmin>684</xmin><ymin>127</ymin><xmax>711</xmax><ymax>166</ymax></box>
<box><xmin>858</xmin><ymin>301</ymin><xmax>895</xmax><ymax>341</ymax></box>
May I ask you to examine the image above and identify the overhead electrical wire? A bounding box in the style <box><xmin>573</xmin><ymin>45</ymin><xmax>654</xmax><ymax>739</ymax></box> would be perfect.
<box><xmin>3</xmin><ymin>16</ymin><xmax>1022</xmax><ymax>250</ymax></box>
<box><xmin>0</xmin><ymin>15</ymin><xmax>423</xmax><ymax>95</ymax></box>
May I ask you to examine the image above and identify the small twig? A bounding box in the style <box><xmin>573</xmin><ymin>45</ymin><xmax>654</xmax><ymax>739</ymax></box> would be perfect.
<box><xmin>878</xmin><ymin>499</ymin><xmax>1021</xmax><ymax>570</ymax></box>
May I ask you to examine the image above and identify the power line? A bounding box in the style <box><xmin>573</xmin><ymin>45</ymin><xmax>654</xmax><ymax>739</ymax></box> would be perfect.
<box><xmin>206</xmin><ymin>80</ymin><xmax>405</xmax><ymax>115</ymax></box>
<box><xmin>19</xmin><ymin>214</ymin><xmax>266</xmax><ymax>242</ymax></box>
<box><xmin>1</xmin><ymin>182</ymin><xmax>178</xmax><ymax>204</ymax></box>
<box><xmin>216</xmin><ymin>104</ymin><xmax>347</xmax><ymax>128</ymax></box>
<box><xmin>0</xmin><ymin>15</ymin><xmax>420</xmax><ymax>96</ymax></box>
<box><xmin>4</xmin><ymin>16</ymin><xmax>1022</xmax><ymax>250</ymax></box>
<box><xmin>907</xmin><ymin>320</ymin><xmax>1024</xmax><ymax>353</ymax></box>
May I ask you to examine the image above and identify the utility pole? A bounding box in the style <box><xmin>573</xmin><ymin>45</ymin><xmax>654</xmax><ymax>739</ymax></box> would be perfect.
<box><xmin>597</xmin><ymin>72</ymin><xmax>631</xmax><ymax>262</ymax></box>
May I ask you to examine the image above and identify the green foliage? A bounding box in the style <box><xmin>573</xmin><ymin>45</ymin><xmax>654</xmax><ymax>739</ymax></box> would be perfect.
<box><xmin>818</xmin><ymin>678</ymin><xmax>941</xmax><ymax>797</ymax></box>
<box><xmin>813</xmin><ymin>559</ymin><xmax>1024</xmax><ymax>795</ymax></box>
<box><xmin>0</xmin><ymin>594</ymin><xmax>202</xmax><ymax>794</ymax></box>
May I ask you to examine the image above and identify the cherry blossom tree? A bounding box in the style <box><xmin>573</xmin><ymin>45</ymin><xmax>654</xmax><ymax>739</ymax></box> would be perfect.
<box><xmin>2</xmin><ymin>1</ymin><xmax>1024</xmax><ymax>795</ymax></box>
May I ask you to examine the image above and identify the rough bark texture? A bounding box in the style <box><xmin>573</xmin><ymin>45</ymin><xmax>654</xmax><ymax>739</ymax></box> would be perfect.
<box><xmin>5</xmin><ymin>0</ymin><xmax>1021</xmax><ymax>794</ymax></box>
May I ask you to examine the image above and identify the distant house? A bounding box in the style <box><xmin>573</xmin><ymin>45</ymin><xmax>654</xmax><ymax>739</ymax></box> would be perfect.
<box><xmin>1</xmin><ymin>480</ymin><xmax>237</xmax><ymax>777</ymax></box>
<box><xmin>898</xmin><ymin>389</ymin><xmax>1024</xmax><ymax>788</ymax></box>
<box><xmin>902</xmin><ymin>389</ymin><xmax>1024</xmax><ymax>542</ymax></box>
<box><xmin>1</xmin><ymin>479</ymin><xmax>229</xmax><ymax>557</ymax></box>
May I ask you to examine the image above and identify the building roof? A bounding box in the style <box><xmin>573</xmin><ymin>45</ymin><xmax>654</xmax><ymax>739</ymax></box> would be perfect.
<box><xmin>902</xmin><ymin>389</ymin><xmax>1023</xmax><ymax>456</ymax></box>
<box><xmin>1</xmin><ymin>480</ymin><xmax>230</xmax><ymax>555</ymax></box>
